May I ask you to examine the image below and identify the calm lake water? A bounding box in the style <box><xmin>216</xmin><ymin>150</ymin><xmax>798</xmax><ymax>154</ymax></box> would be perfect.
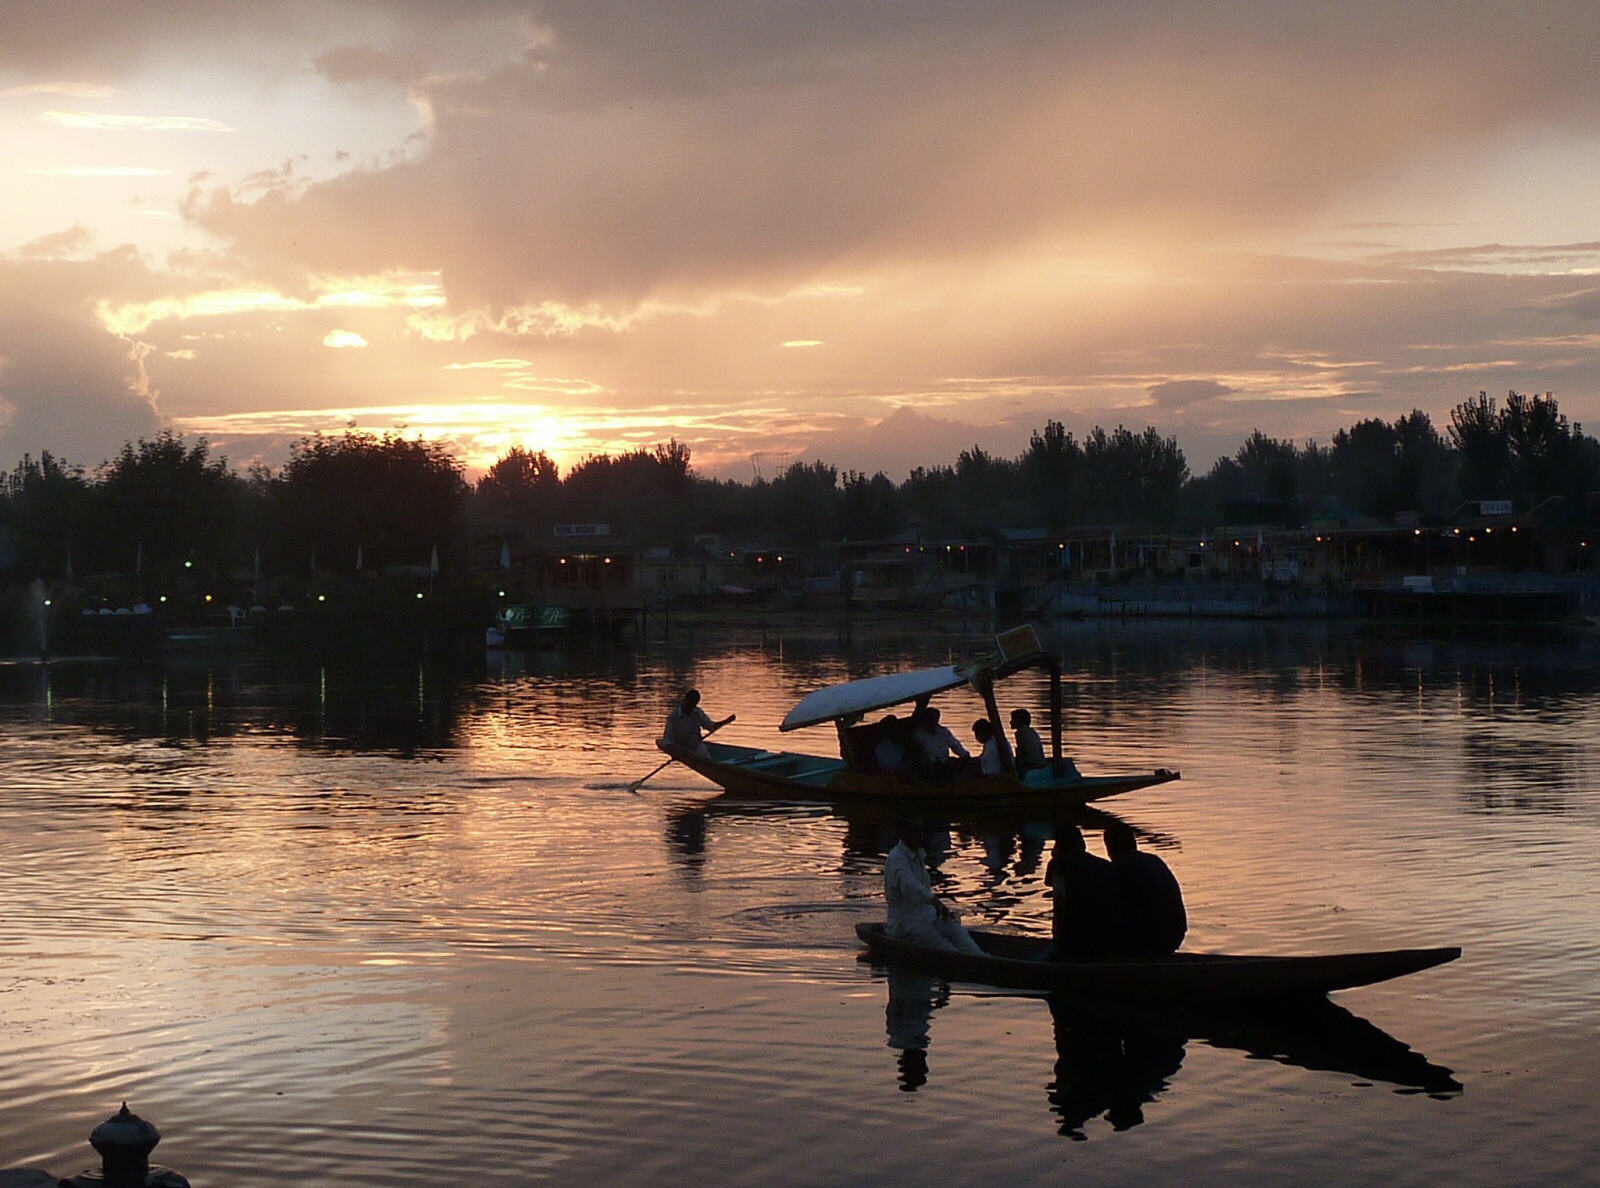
<box><xmin>3</xmin><ymin>618</ymin><xmax>1599</xmax><ymax>1185</ymax></box>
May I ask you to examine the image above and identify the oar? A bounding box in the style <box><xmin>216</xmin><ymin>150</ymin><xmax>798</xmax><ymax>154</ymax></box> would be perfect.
<box><xmin>627</xmin><ymin>718</ymin><xmax>731</xmax><ymax>793</ymax></box>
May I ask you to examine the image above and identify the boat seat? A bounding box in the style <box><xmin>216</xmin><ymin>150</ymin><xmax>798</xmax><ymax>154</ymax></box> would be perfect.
<box><xmin>845</xmin><ymin>723</ymin><xmax>884</xmax><ymax>772</ymax></box>
<box><xmin>737</xmin><ymin>751</ymin><xmax>793</xmax><ymax>768</ymax></box>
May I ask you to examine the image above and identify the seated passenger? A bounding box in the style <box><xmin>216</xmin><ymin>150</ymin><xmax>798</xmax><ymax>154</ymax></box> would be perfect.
<box><xmin>1103</xmin><ymin>822</ymin><xmax>1186</xmax><ymax>956</ymax></box>
<box><xmin>1041</xmin><ymin>825</ymin><xmax>1125</xmax><ymax>961</ymax></box>
<box><xmin>873</xmin><ymin>714</ymin><xmax>908</xmax><ymax>774</ymax></box>
<box><xmin>1011</xmin><ymin>708</ymin><xmax>1047</xmax><ymax>775</ymax></box>
<box><xmin>884</xmin><ymin>817</ymin><xmax>986</xmax><ymax>955</ymax></box>
<box><xmin>911</xmin><ymin>706</ymin><xmax>970</xmax><ymax>768</ymax></box>
<box><xmin>972</xmin><ymin>718</ymin><xmax>1005</xmax><ymax>775</ymax></box>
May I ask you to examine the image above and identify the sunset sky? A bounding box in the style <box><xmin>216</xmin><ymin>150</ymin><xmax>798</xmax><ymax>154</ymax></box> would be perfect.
<box><xmin>3</xmin><ymin>1</ymin><xmax>1600</xmax><ymax>482</ymax></box>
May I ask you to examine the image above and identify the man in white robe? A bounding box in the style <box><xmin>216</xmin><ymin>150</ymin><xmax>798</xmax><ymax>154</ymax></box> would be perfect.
<box><xmin>884</xmin><ymin>820</ymin><xmax>985</xmax><ymax>955</ymax></box>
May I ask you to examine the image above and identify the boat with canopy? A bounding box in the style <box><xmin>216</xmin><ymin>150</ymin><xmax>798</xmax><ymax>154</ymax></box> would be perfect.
<box><xmin>657</xmin><ymin>625</ymin><xmax>1179</xmax><ymax>810</ymax></box>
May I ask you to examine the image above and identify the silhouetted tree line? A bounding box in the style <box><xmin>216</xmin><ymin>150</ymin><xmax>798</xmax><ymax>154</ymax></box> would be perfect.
<box><xmin>3</xmin><ymin>391</ymin><xmax>1598</xmax><ymax>588</ymax></box>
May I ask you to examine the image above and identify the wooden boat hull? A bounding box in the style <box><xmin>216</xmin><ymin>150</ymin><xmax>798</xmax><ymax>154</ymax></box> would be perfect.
<box><xmin>663</xmin><ymin>740</ymin><xmax>1179</xmax><ymax>809</ymax></box>
<box><xmin>855</xmin><ymin>922</ymin><xmax>1460</xmax><ymax>1004</ymax></box>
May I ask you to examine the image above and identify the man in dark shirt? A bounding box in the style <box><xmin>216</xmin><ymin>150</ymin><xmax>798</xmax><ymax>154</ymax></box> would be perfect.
<box><xmin>1011</xmin><ymin>708</ymin><xmax>1048</xmax><ymax>775</ymax></box>
<box><xmin>1042</xmin><ymin>825</ymin><xmax>1124</xmax><ymax>960</ymax></box>
<box><xmin>662</xmin><ymin>688</ymin><xmax>734</xmax><ymax>756</ymax></box>
<box><xmin>1103</xmin><ymin>822</ymin><xmax>1186</xmax><ymax>956</ymax></box>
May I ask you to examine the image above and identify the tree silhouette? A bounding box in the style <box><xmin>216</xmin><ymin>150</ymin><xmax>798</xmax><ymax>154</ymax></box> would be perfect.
<box><xmin>841</xmin><ymin>470</ymin><xmax>901</xmax><ymax>541</ymax></box>
<box><xmin>0</xmin><ymin>451</ymin><xmax>89</xmax><ymax>578</ymax></box>
<box><xmin>5</xmin><ymin>395</ymin><xmax>1599</xmax><ymax>606</ymax></box>
<box><xmin>562</xmin><ymin>440</ymin><xmax>695</xmax><ymax>545</ymax></box>
<box><xmin>768</xmin><ymin>460</ymin><xmax>840</xmax><ymax>544</ymax></box>
<box><xmin>1393</xmin><ymin>410</ymin><xmax>1454</xmax><ymax>517</ymax></box>
<box><xmin>1020</xmin><ymin>420</ymin><xmax>1082</xmax><ymax>529</ymax></box>
<box><xmin>1448</xmin><ymin>390</ymin><xmax>1598</xmax><ymax>513</ymax></box>
<box><xmin>269</xmin><ymin>431</ymin><xmax>467</xmax><ymax>575</ymax></box>
<box><xmin>95</xmin><ymin>432</ymin><xmax>247</xmax><ymax>585</ymax></box>
<box><xmin>1082</xmin><ymin>425</ymin><xmax>1188</xmax><ymax>527</ymax></box>
<box><xmin>474</xmin><ymin>446</ymin><xmax>560</xmax><ymax>540</ymax></box>
<box><xmin>1448</xmin><ymin>391</ymin><xmax>1510</xmax><ymax>501</ymax></box>
<box><xmin>1331</xmin><ymin>418</ymin><xmax>1400</xmax><ymax>518</ymax></box>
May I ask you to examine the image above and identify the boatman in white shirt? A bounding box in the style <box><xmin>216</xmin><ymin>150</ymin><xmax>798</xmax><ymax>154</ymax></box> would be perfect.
<box><xmin>884</xmin><ymin>817</ymin><xmax>986</xmax><ymax>955</ymax></box>
<box><xmin>661</xmin><ymin>688</ymin><xmax>734</xmax><ymax>757</ymax></box>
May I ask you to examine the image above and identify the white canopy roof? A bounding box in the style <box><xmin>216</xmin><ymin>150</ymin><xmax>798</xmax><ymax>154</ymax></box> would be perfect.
<box><xmin>779</xmin><ymin>665</ymin><xmax>969</xmax><ymax>732</ymax></box>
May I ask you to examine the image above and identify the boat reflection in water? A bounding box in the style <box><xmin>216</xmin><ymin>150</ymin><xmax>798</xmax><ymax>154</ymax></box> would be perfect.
<box><xmin>878</xmin><ymin>973</ymin><xmax>1461</xmax><ymax>1138</ymax></box>
<box><xmin>660</xmin><ymin>793</ymin><xmax>1172</xmax><ymax>886</ymax></box>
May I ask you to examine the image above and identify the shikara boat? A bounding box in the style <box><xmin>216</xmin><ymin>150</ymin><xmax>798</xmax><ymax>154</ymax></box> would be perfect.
<box><xmin>658</xmin><ymin>625</ymin><xmax>1179</xmax><ymax>810</ymax></box>
<box><xmin>855</xmin><ymin>922</ymin><xmax>1460</xmax><ymax>1004</ymax></box>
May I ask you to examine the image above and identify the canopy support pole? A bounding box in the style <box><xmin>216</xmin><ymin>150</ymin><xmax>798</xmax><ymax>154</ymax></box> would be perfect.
<box><xmin>1049</xmin><ymin>655</ymin><xmax>1062</xmax><ymax>763</ymax></box>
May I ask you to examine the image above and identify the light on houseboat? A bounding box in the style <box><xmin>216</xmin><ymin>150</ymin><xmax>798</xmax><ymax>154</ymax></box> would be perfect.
<box><xmin>416</xmin><ymin>592</ymin><xmax>424</xmax><ymax>599</ymax></box>
<box><xmin>318</xmin><ymin>594</ymin><xmax>326</xmax><ymax>602</ymax></box>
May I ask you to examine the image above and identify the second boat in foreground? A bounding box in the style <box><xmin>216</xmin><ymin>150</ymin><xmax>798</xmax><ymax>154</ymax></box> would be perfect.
<box><xmin>855</xmin><ymin>922</ymin><xmax>1461</xmax><ymax>1004</ymax></box>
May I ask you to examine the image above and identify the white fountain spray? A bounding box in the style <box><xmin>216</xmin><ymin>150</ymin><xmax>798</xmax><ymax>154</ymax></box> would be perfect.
<box><xmin>29</xmin><ymin>577</ymin><xmax>50</xmax><ymax>660</ymax></box>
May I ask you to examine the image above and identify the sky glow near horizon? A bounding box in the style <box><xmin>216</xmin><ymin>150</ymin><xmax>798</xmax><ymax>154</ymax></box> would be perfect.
<box><xmin>3</xmin><ymin>2</ymin><xmax>1600</xmax><ymax>482</ymax></box>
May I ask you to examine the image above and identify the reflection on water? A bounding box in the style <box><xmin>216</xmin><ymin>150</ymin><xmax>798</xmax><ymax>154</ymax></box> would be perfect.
<box><xmin>875</xmin><ymin>973</ymin><xmax>1460</xmax><ymax>1138</ymax></box>
<box><xmin>1046</xmin><ymin>996</ymin><xmax>1186</xmax><ymax>1138</ymax></box>
<box><xmin>0</xmin><ymin>621</ymin><xmax>1596</xmax><ymax>1185</ymax></box>
<box><xmin>884</xmin><ymin>968</ymin><xmax>949</xmax><ymax>1092</ymax></box>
